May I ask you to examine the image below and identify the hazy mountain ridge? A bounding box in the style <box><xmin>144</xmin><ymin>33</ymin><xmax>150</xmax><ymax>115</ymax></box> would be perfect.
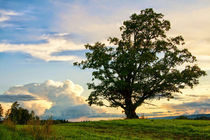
<box><xmin>151</xmin><ymin>114</ymin><xmax>210</xmax><ymax>119</ymax></box>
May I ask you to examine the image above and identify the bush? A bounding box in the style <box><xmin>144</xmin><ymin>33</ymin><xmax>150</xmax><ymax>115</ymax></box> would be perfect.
<box><xmin>176</xmin><ymin>115</ymin><xmax>189</xmax><ymax>120</ymax></box>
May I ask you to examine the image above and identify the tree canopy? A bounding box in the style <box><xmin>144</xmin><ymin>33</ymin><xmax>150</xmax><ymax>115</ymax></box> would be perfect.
<box><xmin>74</xmin><ymin>8</ymin><xmax>206</xmax><ymax>119</ymax></box>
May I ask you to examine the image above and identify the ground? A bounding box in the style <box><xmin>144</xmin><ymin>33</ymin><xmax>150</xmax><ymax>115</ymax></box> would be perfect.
<box><xmin>0</xmin><ymin>119</ymin><xmax>210</xmax><ymax>140</ymax></box>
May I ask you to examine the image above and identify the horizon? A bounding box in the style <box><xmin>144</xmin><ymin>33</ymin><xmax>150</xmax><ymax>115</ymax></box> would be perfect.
<box><xmin>0</xmin><ymin>0</ymin><xmax>210</xmax><ymax>120</ymax></box>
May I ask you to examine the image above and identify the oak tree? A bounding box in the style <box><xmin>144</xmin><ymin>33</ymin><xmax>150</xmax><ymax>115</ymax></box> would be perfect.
<box><xmin>74</xmin><ymin>8</ymin><xmax>206</xmax><ymax>119</ymax></box>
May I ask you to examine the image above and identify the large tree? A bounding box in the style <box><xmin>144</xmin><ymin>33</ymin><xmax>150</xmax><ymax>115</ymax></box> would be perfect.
<box><xmin>74</xmin><ymin>8</ymin><xmax>206</xmax><ymax>119</ymax></box>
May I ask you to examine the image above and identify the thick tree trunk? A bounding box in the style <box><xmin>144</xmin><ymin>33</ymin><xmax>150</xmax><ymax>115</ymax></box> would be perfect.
<box><xmin>124</xmin><ymin>107</ymin><xmax>139</xmax><ymax>119</ymax></box>
<box><xmin>124</xmin><ymin>91</ymin><xmax>139</xmax><ymax>119</ymax></box>
<box><xmin>124</xmin><ymin>101</ymin><xmax>139</xmax><ymax>119</ymax></box>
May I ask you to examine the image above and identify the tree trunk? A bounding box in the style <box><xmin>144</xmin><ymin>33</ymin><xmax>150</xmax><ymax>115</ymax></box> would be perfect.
<box><xmin>124</xmin><ymin>107</ymin><xmax>139</xmax><ymax>119</ymax></box>
<box><xmin>124</xmin><ymin>92</ymin><xmax>139</xmax><ymax>119</ymax></box>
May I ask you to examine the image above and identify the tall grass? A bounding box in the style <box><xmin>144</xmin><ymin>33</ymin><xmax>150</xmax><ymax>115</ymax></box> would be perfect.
<box><xmin>24</xmin><ymin>118</ymin><xmax>61</xmax><ymax>140</ymax></box>
<box><xmin>0</xmin><ymin>118</ymin><xmax>60</xmax><ymax>140</ymax></box>
<box><xmin>0</xmin><ymin>119</ymin><xmax>33</xmax><ymax>140</ymax></box>
<box><xmin>3</xmin><ymin>119</ymin><xmax>16</xmax><ymax>131</ymax></box>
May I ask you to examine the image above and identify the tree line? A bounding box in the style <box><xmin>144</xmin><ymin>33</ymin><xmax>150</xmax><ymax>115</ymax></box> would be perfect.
<box><xmin>0</xmin><ymin>101</ymin><xmax>39</xmax><ymax>124</ymax></box>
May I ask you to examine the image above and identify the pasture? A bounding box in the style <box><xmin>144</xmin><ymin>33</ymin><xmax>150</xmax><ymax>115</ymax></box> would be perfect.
<box><xmin>0</xmin><ymin>119</ymin><xmax>210</xmax><ymax>140</ymax></box>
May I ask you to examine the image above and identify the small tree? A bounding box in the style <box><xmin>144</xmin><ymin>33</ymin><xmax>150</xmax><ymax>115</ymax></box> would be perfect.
<box><xmin>5</xmin><ymin>109</ymin><xmax>10</xmax><ymax>120</ymax></box>
<box><xmin>0</xmin><ymin>104</ymin><xmax>3</xmax><ymax>120</ymax></box>
<box><xmin>74</xmin><ymin>8</ymin><xmax>206</xmax><ymax>119</ymax></box>
<box><xmin>6</xmin><ymin>101</ymin><xmax>39</xmax><ymax>124</ymax></box>
<box><xmin>8</xmin><ymin>101</ymin><xmax>19</xmax><ymax>123</ymax></box>
<box><xmin>30</xmin><ymin>110</ymin><xmax>35</xmax><ymax>120</ymax></box>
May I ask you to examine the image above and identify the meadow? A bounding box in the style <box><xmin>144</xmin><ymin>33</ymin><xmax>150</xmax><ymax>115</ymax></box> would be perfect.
<box><xmin>0</xmin><ymin>119</ymin><xmax>210</xmax><ymax>140</ymax></box>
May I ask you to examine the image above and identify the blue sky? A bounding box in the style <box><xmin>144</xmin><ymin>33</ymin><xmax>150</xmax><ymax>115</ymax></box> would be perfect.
<box><xmin>0</xmin><ymin>0</ymin><xmax>210</xmax><ymax>120</ymax></box>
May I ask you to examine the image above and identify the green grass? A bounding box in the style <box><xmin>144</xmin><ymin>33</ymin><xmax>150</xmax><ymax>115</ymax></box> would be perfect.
<box><xmin>0</xmin><ymin>124</ymin><xmax>34</xmax><ymax>140</ymax></box>
<box><xmin>0</xmin><ymin>119</ymin><xmax>210</xmax><ymax>140</ymax></box>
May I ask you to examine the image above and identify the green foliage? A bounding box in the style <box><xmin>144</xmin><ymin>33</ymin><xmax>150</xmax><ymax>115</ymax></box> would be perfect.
<box><xmin>176</xmin><ymin>115</ymin><xmax>210</xmax><ymax>120</ymax></box>
<box><xmin>74</xmin><ymin>8</ymin><xmax>206</xmax><ymax>118</ymax></box>
<box><xmin>5</xmin><ymin>101</ymin><xmax>39</xmax><ymax>124</ymax></box>
<box><xmin>194</xmin><ymin>116</ymin><xmax>210</xmax><ymax>120</ymax></box>
<box><xmin>176</xmin><ymin>115</ymin><xmax>189</xmax><ymax>120</ymax></box>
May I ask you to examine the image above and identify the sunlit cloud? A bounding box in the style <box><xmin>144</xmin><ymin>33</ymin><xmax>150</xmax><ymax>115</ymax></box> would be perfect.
<box><xmin>0</xmin><ymin>79</ymin><xmax>209</xmax><ymax>119</ymax></box>
<box><xmin>51</xmin><ymin>2</ymin><xmax>210</xmax><ymax>70</ymax></box>
<box><xmin>20</xmin><ymin>100</ymin><xmax>53</xmax><ymax>116</ymax></box>
<box><xmin>51</xmin><ymin>1</ymin><xmax>133</xmax><ymax>43</ymax></box>
<box><xmin>0</xmin><ymin>9</ymin><xmax>20</xmax><ymax>22</ymax></box>
<box><xmin>0</xmin><ymin>80</ymin><xmax>113</xmax><ymax>119</ymax></box>
<box><xmin>162</xmin><ymin>98</ymin><xmax>210</xmax><ymax>115</ymax></box>
<box><xmin>164</xmin><ymin>7</ymin><xmax>210</xmax><ymax>70</ymax></box>
<box><xmin>0</xmin><ymin>36</ymin><xmax>85</xmax><ymax>62</ymax></box>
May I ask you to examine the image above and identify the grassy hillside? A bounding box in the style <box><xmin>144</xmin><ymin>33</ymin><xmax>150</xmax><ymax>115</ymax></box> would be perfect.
<box><xmin>0</xmin><ymin>119</ymin><xmax>210</xmax><ymax>140</ymax></box>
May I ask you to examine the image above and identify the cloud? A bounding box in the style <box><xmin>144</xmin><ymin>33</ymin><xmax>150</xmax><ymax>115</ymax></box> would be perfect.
<box><xmin>0</xmin><ymin>10</ymin><xmax>21</xmax><ymax>28</ymax></box>
<box><xmin>0</xmin><ymin>80</ymin><xmax>120</xmax><ymax>119</ymax></box>
<box><xmin>51</xmin><ymin>1</ymin><xmax>131</xmax><ymax>43</ymax></box>
<box><xmin>0</xmin><ymin>94</ymin><xmax>37</xmax><ymax>102</ymax></box>
<box><xmin>0</xmin><ymin>10</ymin><xmax>20</xmax><ymax>22</ymax></box>
<box><xmin>1</xmin><ymin>2</ymin><xmax>210</xmax><ymax>67</ymax></box>
<box><xmin>20</xmin><ymin>100</ymin><xmax>52</xmax><ymax>116</ymax></box>
<box><xmin>164</xmin><ymin>7</ymin><xmax>210</xmax><ymax>70</ymax></box>
<box><xmin>0</xmin><ymin>36</ymin><xmax>85</xmax><ymax>62</ymax></box>
<box><xmin>195</xmin><ymin>55</ymin><xmax>210</xmax><ymax>70</ymax></box>
<box><xmin>0</xmin><ymin>80</ymin><xmax>209</xmax><ymax>119</ymax></box>
<box><xmin>0</xmin><ymin>16</ymin><xmax>9</xmax><ymax>22</ymax></box>
<box><xmin>162</xmin><ymin>98</ymin><xmax>210</xmax><ymax>115</ymax></box>
<box><xmin>54</xmin><ymin>2</ymin><xmax>210</xmax><ymax>69</ymax></box>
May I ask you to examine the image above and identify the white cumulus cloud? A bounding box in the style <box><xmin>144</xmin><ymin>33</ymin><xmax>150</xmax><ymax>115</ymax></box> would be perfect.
<box><xmin>0</xmin><ymin>80</ymin><xmax>110</xmax><ymax>119</ymax></box>
<box><xmin>0</xmin><ymin>36</ymin><xmax>85</xmax><ymax>62</ymax></box>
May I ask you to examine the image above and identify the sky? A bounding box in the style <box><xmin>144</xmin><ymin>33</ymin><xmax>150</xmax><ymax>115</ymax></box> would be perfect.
<box><xmin>0</xmin><ymin>0</ymin><xmax>210</xmax><ymax>121</ymax></box>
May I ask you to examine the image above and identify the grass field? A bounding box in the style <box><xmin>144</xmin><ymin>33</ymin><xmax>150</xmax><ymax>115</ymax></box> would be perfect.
<box><xmin>0</xmin><ymin>119</ymin><xmax>210</xmax><ymax>140</ymax></box>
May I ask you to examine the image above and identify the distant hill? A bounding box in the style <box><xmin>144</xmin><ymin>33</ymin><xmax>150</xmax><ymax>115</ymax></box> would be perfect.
<box><xmin>150</xmin><ymin>114</ymin><xmax>210</xmax><ymax>119</ymax></box>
